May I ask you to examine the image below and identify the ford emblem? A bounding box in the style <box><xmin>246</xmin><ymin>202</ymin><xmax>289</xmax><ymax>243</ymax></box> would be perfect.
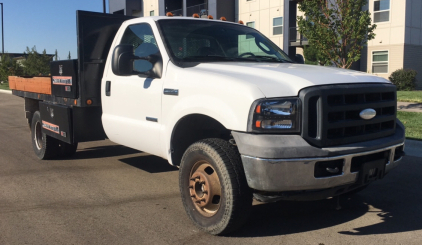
<box><xmin>359</xmin><ymin>108</ymin><xmax>376</xmax><ymax>120</ymax></box>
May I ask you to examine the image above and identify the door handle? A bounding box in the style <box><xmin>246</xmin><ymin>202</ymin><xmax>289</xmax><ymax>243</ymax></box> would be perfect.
<box><xmin>105</xmin><ymin>81</ymin><xmax>111</xmax><ymax>96</ymax></box>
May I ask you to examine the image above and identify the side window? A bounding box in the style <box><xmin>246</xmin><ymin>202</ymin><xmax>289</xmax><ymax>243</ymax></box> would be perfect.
<box><xmin>120</xmin><ymin>24</ymin><xmax>159</xmax><ymax>73</ymax></box>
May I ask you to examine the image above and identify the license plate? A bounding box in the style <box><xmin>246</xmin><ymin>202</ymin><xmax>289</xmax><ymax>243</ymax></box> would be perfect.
<box><xmin>358</xmin><ymin>158</ymin><xmax>387</xmax><ymax>185</ymax></box>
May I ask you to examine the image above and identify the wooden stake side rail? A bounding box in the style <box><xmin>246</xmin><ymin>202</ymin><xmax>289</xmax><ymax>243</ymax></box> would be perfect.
<box><xmin>8</xmin><ymin>76</ymin><xmax>52</xmax><ymax>95</ymax></box>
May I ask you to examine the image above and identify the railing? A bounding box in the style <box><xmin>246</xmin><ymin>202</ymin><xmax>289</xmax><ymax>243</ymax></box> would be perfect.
<box><xmin>169</xmin><ymin>9</ymin><xmax>183</xmax><ymax>16</ymax></box>
<box><xmin>289</xmin><ymin>27</ymin><xmax>308</xmax><ymax>46</ymax></box>
<box><xmin>186</xmin><ymin>3</ymin><xmax>208</xmax><ymax>17</ymax></box>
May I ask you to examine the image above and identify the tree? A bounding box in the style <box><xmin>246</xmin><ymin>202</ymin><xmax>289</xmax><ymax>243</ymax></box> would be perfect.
<box><xmin>67</xmin><ymin>51</ymin><xmax>71</xmax><ymax>60</ymax></box>
<box><xmin>55</xmin><ymin>49</ymin><xmax>58</xmax><ymax>61</ymax></box>
<box><xmin>297</xmin><ymin>0</ymin><xmax>376</xmax><ymax>69</ymax></box>
<box><xmin>303</xmin><ymin>42</ymin><xmax>326</xmax><ymax>65</ymax></box>
<box><xmin>21</xmin><ymin>46</ymin><xmax>52</xmax><ymax>76</ymax></box>
<box><xmin>0</xmin><ymin>54</ymin><xmax>24</xmax><ymax>82</ymax></box>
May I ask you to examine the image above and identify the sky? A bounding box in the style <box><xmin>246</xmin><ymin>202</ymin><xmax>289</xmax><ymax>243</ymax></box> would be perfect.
<box><xmin>2</xmin><ymin>0</ymin><xmax>109</xmax><ymax>59</ymax></box>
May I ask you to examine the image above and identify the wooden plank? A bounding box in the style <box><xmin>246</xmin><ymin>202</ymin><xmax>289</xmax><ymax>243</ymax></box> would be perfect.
<box><xmin>8</xmin><ymin>76</ymin><xmax>52</xmax><ymax>95</ymax></box>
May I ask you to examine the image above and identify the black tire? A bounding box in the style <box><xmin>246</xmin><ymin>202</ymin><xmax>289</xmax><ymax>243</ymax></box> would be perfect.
<box><xmin>179</xmin><ymin>138</ymin><xmax>252</xmax><ymax>235</ymax></box>
<box><xmin>31</xmin><ymin>111</ymin><xmax>59</xmax><ymax>160</ymax></box>
<box><xmin>59</xmin><ymin>142</ymin><xmax>78</xmax><ymax>158</ymax></box>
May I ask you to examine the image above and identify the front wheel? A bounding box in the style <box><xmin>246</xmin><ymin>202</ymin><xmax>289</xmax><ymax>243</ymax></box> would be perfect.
<box><xmin>179</xmin><ymin>138</ymin><xmax>252</xmax><ymax>235</ymax></box>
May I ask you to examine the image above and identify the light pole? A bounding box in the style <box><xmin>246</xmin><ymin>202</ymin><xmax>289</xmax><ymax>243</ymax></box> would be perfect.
<box><xmin>103</xmin><ymin>0</ymin><xmax>106</xmax><ymax>13</ymax></box>
<box><xmin>0</xmin><ymin>3</ymin><xmax>3</xmax><ymax>56</ymax></box>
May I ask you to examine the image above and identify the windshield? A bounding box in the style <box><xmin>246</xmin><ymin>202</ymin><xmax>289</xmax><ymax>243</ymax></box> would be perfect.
<box><xmin>156</xmin><ymin>19</ymin><xmax>293</xmax><ymax>64</ymax></box>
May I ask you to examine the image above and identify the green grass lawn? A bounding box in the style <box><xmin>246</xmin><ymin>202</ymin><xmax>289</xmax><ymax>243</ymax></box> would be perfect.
<box><xmin>397</xmin><ymin>111</ymin><xmax>422</xmax><ymax>140</ymax></box>
<box><xmin>397</xmin><ymin>91</ymin><xmax>422</xmax><ymax>103</ymax></box>
<box><xmin>0</xmin><ymin>82</ymin><xmax>10</xmax><ymax>90</ymax></box>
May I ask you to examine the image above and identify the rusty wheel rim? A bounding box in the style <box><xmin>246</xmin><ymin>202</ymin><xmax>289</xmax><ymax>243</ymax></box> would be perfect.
<box><xmin>189</xmin><ymin>160</ymin><xmax>221</xmax><ymax>217</ymax></box>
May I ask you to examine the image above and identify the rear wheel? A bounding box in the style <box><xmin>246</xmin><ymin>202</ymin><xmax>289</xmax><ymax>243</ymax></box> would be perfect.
<box><xmin>179</xmin><ymin>138</ymin><xmax>252</xmax><ymax>235</ymax></box>
<box><xmin>31</xmin><ymin>111</ymin><xmax>59</xmax><ymax>160</ymax></box>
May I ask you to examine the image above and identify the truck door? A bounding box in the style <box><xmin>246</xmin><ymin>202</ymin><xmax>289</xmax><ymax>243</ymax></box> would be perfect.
<box><xmin>102</xmin><ymin>23</ymin><xmax>163</xmax><ymax>156</ymax></box>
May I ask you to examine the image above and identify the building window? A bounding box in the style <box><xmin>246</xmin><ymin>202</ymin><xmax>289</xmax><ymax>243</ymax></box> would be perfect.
<box><xmin>374</xmin><ymin>0</ymin><xmax>390</xmax><ymax>23</ymax></box>
<box><xmin>372</xmin><ymin>51</ymin><xmax>388</xmax><ymax>73</ymax></box>
<box><xmin>246</xmin><ymin>22</ymin><xmax>255</xmax><ymax>39</ymax></box>
<box><xmin>150</xmin><ymin>10</ymin><xmax>154</xmax><ymax>16</ymax></box>
<box><xmin>273</xmin><ymin>17</ymin><xmax>283</xmax><ymax>35</ymax></box>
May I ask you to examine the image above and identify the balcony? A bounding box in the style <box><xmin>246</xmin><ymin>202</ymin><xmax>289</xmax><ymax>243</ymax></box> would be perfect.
<box><xmin>289</xmin><ymin>27</ymin><xmax>309</xmax><ymax>47</ymax></box>
<box><xmin>169</xmin><ymin>9</ymin><xmax>183</xmax><ymax>16</ymax></box>
<box><xmin>187</xmin><ymin>3</ymin><xmax>208</xmax><ymax>17</ymax></box>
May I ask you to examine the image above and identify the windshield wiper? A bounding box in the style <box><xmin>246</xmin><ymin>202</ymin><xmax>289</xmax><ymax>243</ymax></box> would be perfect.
<box><xmin>252</xmin><ymin>56</ymin><xmax>293</xmax><ymax>63</ymax></box>
<box><xmin>180</xmin><ymin>55</ymin><xmax>293</xmax><ymax>63</ymax></box>
<box><xmin>181</xmin><ymin>55</ymin><xmax>235</xmax><ymax>61</ymax></box>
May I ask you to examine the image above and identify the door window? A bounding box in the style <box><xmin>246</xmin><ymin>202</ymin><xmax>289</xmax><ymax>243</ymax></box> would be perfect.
<box><xmin>120</xmin><ymin>24</ymin><xmax>159</xmax><ymax>73</ymax></box>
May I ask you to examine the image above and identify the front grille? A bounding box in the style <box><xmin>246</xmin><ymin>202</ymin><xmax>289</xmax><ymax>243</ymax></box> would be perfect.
<box><xmin>299</xmin><ymin>84</ymin><xmax>397</xmax><ymax>147</ymax></box>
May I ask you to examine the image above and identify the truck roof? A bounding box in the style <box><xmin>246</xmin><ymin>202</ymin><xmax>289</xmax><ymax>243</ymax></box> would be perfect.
<box><xmin>122</xmin><ymin>16</ymin><xmax>244</xmax><ymax>26</ymax></box>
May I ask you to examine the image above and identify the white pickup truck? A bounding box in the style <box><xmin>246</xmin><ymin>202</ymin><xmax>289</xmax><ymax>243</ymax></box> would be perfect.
<box><xmin>10</xmin><ymin>11</ymin><xmax>405</xmax><ymax>235</ymax></box>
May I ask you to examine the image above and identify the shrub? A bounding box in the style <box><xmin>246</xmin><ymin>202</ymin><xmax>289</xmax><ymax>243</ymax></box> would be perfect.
<box><xmin>389</xmin><ymin>69</ymin><xmax>417</xmax><ymax>91</ymax></box>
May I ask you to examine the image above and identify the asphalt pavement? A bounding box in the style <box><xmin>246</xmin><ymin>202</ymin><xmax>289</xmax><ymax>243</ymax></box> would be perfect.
<box><xmin>1</xmin><ymin>92</ymin><xmax>422</xmax><ymax>245</ymax></box>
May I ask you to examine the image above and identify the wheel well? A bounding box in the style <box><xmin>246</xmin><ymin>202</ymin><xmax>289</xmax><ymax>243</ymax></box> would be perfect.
<box><xmin>25</xmin><ymin>98</ymin><xmax>40</xmax><ymax>127</ymax></box>
<box><xmin>170</xmin><ymin>114</ymin><xmax>231</xmax><ymax>166</ymax></box>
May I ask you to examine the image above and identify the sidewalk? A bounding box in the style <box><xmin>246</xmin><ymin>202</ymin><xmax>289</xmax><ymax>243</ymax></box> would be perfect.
<box><xmin>397</xmin><ymin>102</ymin><xmax>422</xmax><ymax>113</ymax></box>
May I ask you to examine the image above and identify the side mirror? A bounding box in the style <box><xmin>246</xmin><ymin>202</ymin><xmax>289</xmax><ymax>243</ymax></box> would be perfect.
<box><xmin>295</xmin><ymin>54</ymin><xmax>305</xmax><ymax>64</ymax></box>
<box><xmin>112</xmin><ymin>44</ymin><xmax>137</xmax><ymax>76</ymax></box>
<box><xmin>112</xmin><ymin>44</ymin><xmax>163</xmax><ymax>78</ymax></box>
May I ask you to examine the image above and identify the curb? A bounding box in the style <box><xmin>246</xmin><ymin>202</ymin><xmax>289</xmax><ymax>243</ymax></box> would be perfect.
<box><xmin>0</xmin><ymin>89</ymin><xmax>12</xmax><ymax>94</ymax></box>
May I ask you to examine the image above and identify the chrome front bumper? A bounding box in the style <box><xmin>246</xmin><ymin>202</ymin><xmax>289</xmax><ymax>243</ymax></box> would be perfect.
<box><xmin>241</xmin><ymin>143</ymin><xmax>404</xmax><ymax>192</ymax></box>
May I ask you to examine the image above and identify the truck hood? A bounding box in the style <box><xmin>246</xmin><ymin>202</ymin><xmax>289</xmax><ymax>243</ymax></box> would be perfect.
<box><xmin>186</xmin><ymin>62</ymin><xmax>390</xmax><ymax>98</ymax></box>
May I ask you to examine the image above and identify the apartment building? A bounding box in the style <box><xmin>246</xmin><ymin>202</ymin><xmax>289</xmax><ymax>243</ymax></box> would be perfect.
<box><xmin>109</xmin><ymin>0</ymin><xmax>236</xmax><ymax>21</ymax></box>
<box><xmin>361</xmin><ymin>0</ymin><xmax>422</xmax><ymax>88</ymax></box>
<box><xmin>238</xmin><ymin>0</ymin><xmax>303</xmax><ymax>58</ymax></box>
<box><xmin>239</xmin><ymin>0</ymin><xmax>422</xmax><ymax>88</ymax></box>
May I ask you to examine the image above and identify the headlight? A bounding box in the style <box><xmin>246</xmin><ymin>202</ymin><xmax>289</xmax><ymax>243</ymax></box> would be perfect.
<box><xmin>248</xmin><ymin>98</ymin><xmax>301</xmax><ymax>133</ymax></box>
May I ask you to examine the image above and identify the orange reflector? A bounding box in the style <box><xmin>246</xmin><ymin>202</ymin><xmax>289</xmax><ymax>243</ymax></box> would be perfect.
<box><xmin>86</xmin><ymin>99</ymin><xmax>92</xmax><ymax>105</ymax></box>
<box><xmin>255</xmin><ymin>105</ymin><xmax>261</xmax><ymax>114</ymax></box>
<box><xmin>74</xmin><ymin>100</ymin><xmax>77</xmax><ymax>105</ymax></box>
<box><xmin>239</xmin><ymin>20</ymin><xmax>244</xmax><ymax>25</ymax></box>
<box><xmin>255</xmin><ymin>120</ymin><xmax>261</xmax><ymax>128</ymax></box>
<box><xmin>220</xmin><ymin>17</ymin><xmax>227</xmax><ymax>21</ymax></box>
<box><xmin>208</xmin><ymin>15</ymin><xmax>214</xmax><ymax>19</ymax></box>
<box><xmin>193</xmin><ymin>13</ymin><xmax>199</xmax><ymax>18</ymax></box>
<box><xmin>166</xmin><ymin>12</ymin><xmax>173</xmax><ymax>17</ymax></box>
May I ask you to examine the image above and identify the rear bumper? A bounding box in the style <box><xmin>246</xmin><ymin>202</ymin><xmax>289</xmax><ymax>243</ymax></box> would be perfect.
<box><xmin>232</xmin><ymin>120</ymin><xmax>405</xmax><ymax>194</ymax></box>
